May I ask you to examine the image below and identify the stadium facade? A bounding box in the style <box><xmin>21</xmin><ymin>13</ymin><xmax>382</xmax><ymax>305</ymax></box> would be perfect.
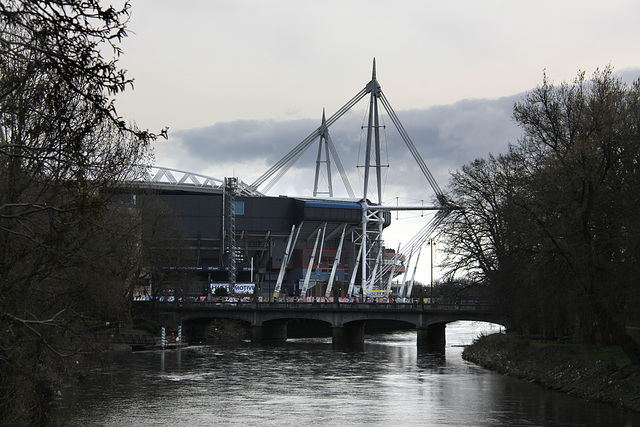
<box><xmin>129</xmin><ymin>179</ymin><xmax>400</xmax><ymax>300</ymax></box>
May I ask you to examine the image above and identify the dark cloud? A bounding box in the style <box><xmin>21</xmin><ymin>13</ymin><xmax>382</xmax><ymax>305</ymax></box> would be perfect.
<box><xmin>158</xmin><ymin>94</ymin><xmax>525</xmax><ymax>199</ymax></box>
<box><xmin>173</xmin><ymin>118</ymin><xmax>319</xmax><ymax>164</ymax></box>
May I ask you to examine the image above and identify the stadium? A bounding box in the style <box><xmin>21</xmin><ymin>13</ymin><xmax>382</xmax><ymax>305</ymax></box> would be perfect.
<box><xmin>128</xmin><ymin>61</ymin><xmax>442</xmax><ymax>301</ymax></box>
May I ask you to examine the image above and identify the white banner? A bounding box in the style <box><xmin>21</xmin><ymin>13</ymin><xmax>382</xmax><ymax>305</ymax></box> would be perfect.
<box><xmin>210</xmin><ymin>283</ymin><xmax>255</xmax><ymax>294</ymax></box>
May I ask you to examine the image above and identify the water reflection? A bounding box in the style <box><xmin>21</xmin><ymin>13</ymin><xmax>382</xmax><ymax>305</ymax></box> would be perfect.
<box><xmin>55</xmin><ymin>322</ymin><xmax>640</xmax><ymax>426</ymax></box>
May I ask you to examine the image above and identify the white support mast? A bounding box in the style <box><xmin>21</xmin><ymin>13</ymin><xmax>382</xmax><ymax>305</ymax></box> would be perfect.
<box><xmin>273</xmin><ymin>222</ymin><xmax>303</xmax><ymax>298</ymax></box>
<box><xmin>385</xmin><ymin>244</ymin><xmax>401</xmax><ymax>298</ymax></box>
<box><xmin>347</xmin><ymin>243</ymin><xmax>363</xmax><ymax>298</ymax></box>
<box><xmin>324</xmin><ymin>225</ymin><xmax>347</xmax><ymax>298</ymax></box>
<box><xmin>398</xmin><ymin>251</ymin><xmax>413</xmax><ymax>301</ymax></box>
<box><xmin>301</xmin><ymin>224</ymin><xmax>325</xmax><ymax>298</ymax></box>
<box><xmin>406</xmin><ymin>246</ymin><xmax>422</xmax><ymax>301</ymax></box>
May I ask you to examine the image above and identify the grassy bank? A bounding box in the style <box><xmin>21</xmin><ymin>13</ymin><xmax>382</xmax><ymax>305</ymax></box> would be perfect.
<box><xmin>462</xmin><ymin>333</ymin><xmax>640</xmax><ymax>412</ymax></box>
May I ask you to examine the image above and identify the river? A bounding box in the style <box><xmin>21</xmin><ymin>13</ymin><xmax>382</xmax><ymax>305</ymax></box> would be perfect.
<box><xmin>54</xmin><ymin>321</ymin><xmax>640</xmax><ymax>426</ymax></box>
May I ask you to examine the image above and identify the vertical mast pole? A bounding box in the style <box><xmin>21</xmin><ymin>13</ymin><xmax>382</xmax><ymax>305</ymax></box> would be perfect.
<box><xmin>324</xmin><ymin>137</ymin><xmax>333</xmax><ymax>197</ymax></box>
<box><xmin>360</xmin><ymin>60</ymin><xmax>378</xmax><ymax>293</ymax></box>
<box><xmin>373</xmin><ymin>85</ymin><xmax>383</xmax><ymax>205</ymax></box>
<box><xmin>313</xmin><ymin>133</ymin><xmax>324</xmax><ymax>197</ymax></box>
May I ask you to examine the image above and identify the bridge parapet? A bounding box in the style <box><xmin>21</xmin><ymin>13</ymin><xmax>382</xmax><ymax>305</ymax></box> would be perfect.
<box><xmin>166</xmin><ymin>301</ymin><xmax>494</xmax><ymax>313</ymax></box>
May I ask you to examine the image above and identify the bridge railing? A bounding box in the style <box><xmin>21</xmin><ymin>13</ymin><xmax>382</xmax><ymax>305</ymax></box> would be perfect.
<box><xmin>161</xmin><ymin>301</ymin><xmax>492</xmax><ymax>312</ymax></box>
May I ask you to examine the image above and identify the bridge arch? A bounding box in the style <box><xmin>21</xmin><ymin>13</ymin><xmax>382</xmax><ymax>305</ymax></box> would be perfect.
<box><xmin>180</xmin><ymin>313</ymin><xmax>253</xmax><ymax>344</ymax></box>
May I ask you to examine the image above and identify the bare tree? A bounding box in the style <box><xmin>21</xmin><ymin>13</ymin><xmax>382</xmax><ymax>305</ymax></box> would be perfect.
<box><xmin>440</xmin><ymin>67</ymin><xmax>640</xmax><ymax>363</ymax></box>
<box><xmin>0</xmin><ymin>1</ymin><xmax>160</xmax><ymax>423</ymax></box>
<box><xmin>439</xmin><ymin>152</ymin><xmax>536</xmax><ymax>332</ymax></box>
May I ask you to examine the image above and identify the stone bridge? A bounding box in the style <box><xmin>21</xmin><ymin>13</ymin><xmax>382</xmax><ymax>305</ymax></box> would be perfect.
<box><xmin>144</xmin><ymin>301</ymin><xmax>509</xmax><ymax>349</ymax></box>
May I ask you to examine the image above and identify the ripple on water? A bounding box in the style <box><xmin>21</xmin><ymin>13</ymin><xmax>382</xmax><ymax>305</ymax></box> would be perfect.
<box><xmin>55</xmin><ymin>322</ymin><xmax>640</xmax><ymax>427</ymax></box>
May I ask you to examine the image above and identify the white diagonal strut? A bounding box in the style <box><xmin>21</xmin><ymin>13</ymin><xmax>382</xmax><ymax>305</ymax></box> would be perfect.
<box><xmin>324</xmin><ymin>225</ymin><xmax>347</xmax><ymax>298</ymax></box>
<box><xmin>274</xmin><ymin>222</ymin><xmax>303</xmax><ymax>298</ymax></box>
<box><xmin>301</xmin><ymin>224</ymin><xmax>324</xmax><ymax>298</ymax></box>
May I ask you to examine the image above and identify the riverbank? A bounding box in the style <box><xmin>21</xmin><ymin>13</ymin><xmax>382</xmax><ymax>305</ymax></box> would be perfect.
<box><xmin>462</xmin><ymin>333</ymin><xmax>640</xmax><ymax>412</ymax></box>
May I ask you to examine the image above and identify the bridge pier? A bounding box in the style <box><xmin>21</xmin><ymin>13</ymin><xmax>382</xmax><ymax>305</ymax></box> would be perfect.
<box><xmin>417</xmin><ymin>323</ymin><xmax>446</xmax><ymax>349</ymax></box>
<box><xmin>331</xmin><ymin>323</ymin><xmax>365</xmax><ymax>346</ymax></box>
<box><xmin>252</xmin><ymin>321</ymin><xmax>288</xmax><ymax>343</ymax></box>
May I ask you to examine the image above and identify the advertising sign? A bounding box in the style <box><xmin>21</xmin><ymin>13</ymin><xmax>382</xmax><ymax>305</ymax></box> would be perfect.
<box><xmin>210</xmin><ymin>283</ymin><xmax>255</xmax><ymax>294</ymax></box>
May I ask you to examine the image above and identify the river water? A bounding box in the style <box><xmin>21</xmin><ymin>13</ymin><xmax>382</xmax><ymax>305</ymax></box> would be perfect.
<box><xmin>54</xmin><ymin>321</ymin><xmax>640</xmax><ymax>426</ymax></box>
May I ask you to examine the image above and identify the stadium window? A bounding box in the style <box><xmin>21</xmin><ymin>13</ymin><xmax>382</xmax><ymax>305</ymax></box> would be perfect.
<box><xmin>234</xmin><ymin>201</ymin><xmax>244</xmax><ymax>215</ymax></box>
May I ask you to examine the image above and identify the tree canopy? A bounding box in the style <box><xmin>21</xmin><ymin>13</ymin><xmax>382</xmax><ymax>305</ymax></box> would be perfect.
<box><xmin>440</xmin><ymin>67</ymin><xmax>640</xmax><ymax>364</ymax></box>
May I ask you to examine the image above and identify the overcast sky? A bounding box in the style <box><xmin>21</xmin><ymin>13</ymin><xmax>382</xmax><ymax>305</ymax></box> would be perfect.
<box><xmin>112</xmin><ymin>0</ymin><xmax>640</xmax><ymax>280</ymax></box>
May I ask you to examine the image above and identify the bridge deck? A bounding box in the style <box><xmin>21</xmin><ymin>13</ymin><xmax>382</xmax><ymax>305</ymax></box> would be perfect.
<box><xmin>167</xmin><ymin>302</ymin><xmax>492</xmax><ymax>312</ymax></box>
<box><xmin>144</xmin><ymin>302</ymin><xmax>506</xmax><ymax>347</ymax></box>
